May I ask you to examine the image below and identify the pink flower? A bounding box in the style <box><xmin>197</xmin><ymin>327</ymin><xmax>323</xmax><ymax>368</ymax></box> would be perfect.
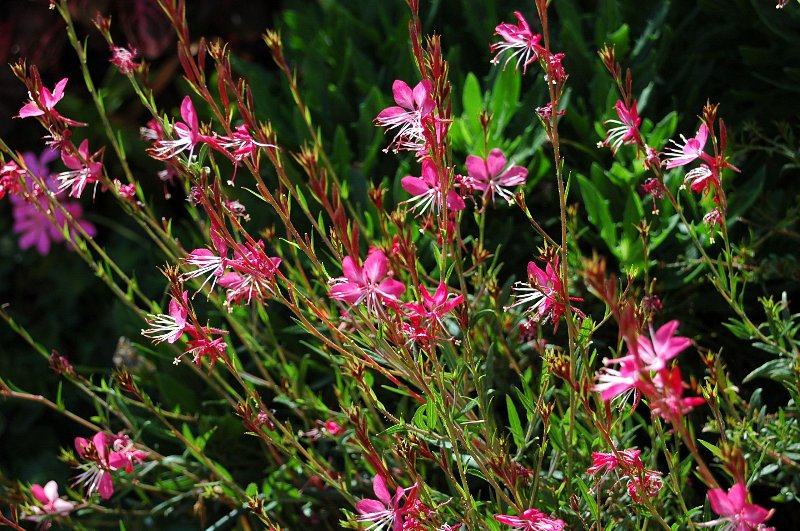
<box><xmin>626</xmin><ymin>470</ymin><xmax>664</xmax><ymax>503</ymax></box>
<box><xmin>56</xmin><ymin>139</ymin><xmax>104</xmax><ymax>198</ymax></box>
<box><xmin>464</xmin><ymin>148</ymin><xmax>528</xmax><ymax>204</ymax></box>
<box><xmin>682</xmin><ymin>164</ymin><xmax>718</xmax><ymax>195</ymax></box>
<box><xmin>179</xmin><ymin>336</ymin><xmax>229</xmax><ymax>370</ymax></box>
<box><xmin>17</xmin><ymin>78</ymin><xmax>85</xmax><ymax>126</ymax></box>
<box><xmin>181</xmin><ymin>227</ymin><xmax>228</xmax><ymax>291</ymax></box>
<box><xmin>490</xmin><ymin>12</ymin><xmax>544</xmax><ymax>74</ymax></box>
<box><xmin>27</xmin><ymin>480</ymin><xmax>75</xmax><ymax>520</ymax></box>
<box><xmin>329</xmin><ymin>247</ymin><xmax>405</xmax><ymax>316</ymax></box>
<box><xmin>505</xmin><ymin>257</ymin><xmax>582</xmax><ymax>330</ymax></box>
<box><xmin>586</xmin><ymin>449</ymin><xmax>642</xmax><ymax>475</ymax></box>
<box><xmin>110</xmin><ymin>45</ymin><xmax>139</xmax><ymax>75</ymax></box>
<box><xmin>403</xmin><ymin>282</ymin><xmax>464</xmax><ymax>327</ymax></box>
<box><xmin>149</xmin><ymin>96</ymin><xmax>206</xmax><ymax>161</ymax></box>
<box><xmin>218</xmin><ymin>240</ymin><xmax>281</xmax><ymax>307</ymax></box>
<box><xmin>702</xmin><ymin>483</ymin><xmax>775</xmax><ymax>531</ymax></box>
<box><xmin>211</xmin><ymin>124</ymin><xmax>276</xmax><ymax>184</ymax></box>
<box><xmin>141</xmin><ymin>291</ymin><xmax>191</xmax><ymax>344</ymax></box>
<box><xmin>401</xmin><ymin>158</ymin><xmax>465</xmax><ymax>215</ymax></box>
<box><xmin>602</xmin><ymin>100</ymin><xmax>642</xmax><ymax>154</ymax></box>
<box><xmin>11</xmin><ymin>149</ymin><xmax>97</xmax><ymax>255</ymax></box>
<box><xmin>74</xmin><ymin>431</ymin><xmax>147</xmax><ymax>500</ymax></box>
<box><xmin>73</xmin><ymin>432</ymin><xmax>115</xmax><ymax>499</ymax></box>
<box><xmin>356</xmin><ymin>475</ymin><xmax>418</xmax><ymax>531</ymax></box>
<box><xmin>108</xmin><ymin>432</ymin><xmax>148</xmax><ymax>473</ymax></box>
<box><xmin>495</xmin><ymin>508</ymin><xmax>566</xmax><ymax>530</ymax></box>
<box><xmin>375</xmin><ymin>79</ymin><xmax>435</xmax><ymax>154</ymax></box>
<box><xmin>648</xmin><ymin>366</ymin><xmax>705</xmax><ymax>420</ymax></box>
<box><xmin>663</xmin><ymin>124</ymin><xmax>710</xmax><ymax>169</ymax></box>
<box><xmin>612</xmin><ymin>320</ymin><xmax>691</xmax><ymax>374</ymax></box>
<box><xmin>0</xmin><ymin>161</ymin><xmax>26</xmax><ymax>200</ymax></box>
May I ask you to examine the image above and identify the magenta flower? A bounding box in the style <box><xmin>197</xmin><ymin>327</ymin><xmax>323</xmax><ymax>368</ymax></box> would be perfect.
<box><xmin>490</xmin><ymin>12</ymin><xmax>544</xmax><ymax>74</ymax></box>
<box><xmin>0</xmin><ymin>161</ymin><xmax>26</xmax><ymax>200</ymax></box>
<box><xmin>602</xmin><ymin>100</ymin><xmax>642</xmax><ymax>154</ymax></box>
<box><xmin>702</xmin><ymin>483</ymin><xmax>775</xmax><ymax>531</ymax></box>
<box><xmin>212</xmin><ymin>124</ymin><xmax>276</xmax><ymax>184</ymax></box>
<box><xmin>626</xmin><ymin>470</ymin><xmax>665</xmax><ymax>503</ymax></box>
<box><xmin>649</xmin><ymin>366</ymin><xmax>705</xmax><ymax>419</ymax></box>
<box><xmin>17</xmin><ymin>78</ymin><xmax>85</xmax><ymax>126</ymax></box>
<box><xmin>110</xmin><ymin>45</ymin><xmax>139</xmax><ymax>75</ymax></box>
<box><xmin>683</xmin><ymin>164</ymin><xmax>718</xmax><ymax>195</ymax></box>
<box><xmin>73</xmin><ymin>432</ymin><xmax>115</xmax><ymax>500</ymax></box>
<box><xmin>404</xmin><ymin>282</ymin><xmax>464</xmax><ymax>332</ymax></box>
<box><xmin>182</xmin><ymin>227</ymin><xmax>229</xmax><ymax>291</ymax></box>
<box><xmin>663</xmin><ymin>124</ymin><xmax>709</xmax><ymax>169</ymax></box>
<box><xmin>495</xmin><ymin>508</ymin><xmax>566</xmax><ymax>530</ymax></box>
<box><xmin>108</xmin><ymin>432</ymin><xmax>148</xmax><ymax>473</ymax></box>
<box><xmin>464</xmin><ymin>148</ymin><xmax>528</xmax><ymax>204</ymax></box>
<box><xmin>180</xmin><ymin>336</ymin><xmax>229</xmax><ymax>370</ymax></box>
<box><xmin>586</xmin><ymin>449</ymin><xmax>643</xmax><ymax>475</ymax></box>
<box><xmin>401</xmin><ymin>158</ymin><xmax>465</xmax><ymax>215</ymax></box>
<box><xmin>150</xmin><ymin>96</ymin><xmax>206</xmax><ymax>161</ymax></box>
<box><xmin>505</xmin><ymin>257</ymin><xmax>582</xmax><ymax>330</ymax></box>
<box><xmin>57</xmin><ymin>139</ymin><xmax>104</xmax><ymax>199</ymax></box>
<box><xmin>375</xmin><ymin>79</ymin><xmax>435</xmax><ymax>154</ymax></box>
<box><xmin>329</xmin><ymin>247</ymin><xmax>405</xmax><ymax>316</ymax></box>
<box><xmin>218</xmin><ymin>240</ymin><xmax>281</xmax><ymax>307</ymax></box>
<box><xmin>141</xmin><ymin>291</ymin><xmax>191</xmax><ymax>344</ymax></box>
<box><xmin>356</xmin><ymin>475</ymin><xmax>417</xmax><ymax>531</ymax></box>
<box><xmin>27</xmin><ymin>480</ymin><xmax>75</xmax><ymax>521</ymax></box>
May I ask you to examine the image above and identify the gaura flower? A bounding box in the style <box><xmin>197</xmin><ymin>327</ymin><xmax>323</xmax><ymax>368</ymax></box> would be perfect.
<box><xmin>141</xmin><ymin>291</ymin><xmax>192</xmax><ymax>344</ymax></box>
<box><xmin>700</xmin><ymin>483</ymin><xmax>775</xmax><ymax>531</ymax></box>
<box><xmin>329</xmin><ymin>247</ymin><xmax>405</xmax><ymax>316</ymax></box>
<box><xmin>149</xmin><ymin>96</ymin><xmax>208</xmax><ymax>161</ymax></box>
<box><xmin>602</xmin><ymin>100</ymin><xmax>642</xmax><ymax>154</ymax></box>
<box><xmin>27</xmin><ymin>480</ymin><xmax>75</xmax><ymax>520</ymax></box>
<box><xmin>56</xmin><ymin>139</ymin><xmax>104</xmax><ymax>199</ymax></box>
<box><xmin>663</xmin><ymin>124</ymin><xmax>709</xmax><ymax>169</ymax></box>
<box><xmin>110</xmin><ymin>45</ymin><xmax>139</xmax><ymax>75</ymax></box>
<box><xmin>490</xmin><ymin>11</ymin><xmax>544</xmax><ymax>74</ymax></box>
<box><xmin>356</xmin><ymin>475</ymin><xmax>418</xmax><ymax>531</ymax></box>
<box><xmin>375</xmin><ymin>79</ymin><xmax>435</xmax><ymax>154</ymax></box>
<box><xmin>464</xmin><ymin>148</ymin><xmax>528</xmax><ymax>204</ymax></box>
<box><xmin>17</xmin><ymin>77</ymin><xmax>86</xmax><ymax>126</ymax></box>
<box><xmin>505</xmin><ymin>256</ymin><xmax>582</xmax><ymax>330</ymax></box>
<box><xmin>495</xmin><ymin>508</ymin><xmax>566</xmax><ymax>530</ymax></box>
<box><xmin>401</xmin><ymin>158</ymin><xmax>465</xmax><ymax>215</ymax></box>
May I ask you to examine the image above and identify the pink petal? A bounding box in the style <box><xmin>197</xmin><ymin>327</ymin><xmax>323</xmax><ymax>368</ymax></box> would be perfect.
<box><xmin>375</xmin><ymin>106</ymin><xmax>407</xmax><ymax>122</ymax></box>
<box><xmin>329</xmin><ymin>282</ymin><xmax>363</xmax><ymax>303</ymax></box>
<box><xmin>391</xmin><ymin>80</ymin><xmax>414</xmax><ymax>109</ymax></box>
<box><xmin>18</xmin><ymin>102</ymin><xmax>44</xmax><ymax>118</ymax></box>
<box><xmin>708</xmin><ymin>488</ymin><xmax>736</xmax><ymax>517</ymax></box>
<box><xmin>378</xmin><ymin>277</ymin><xmax>405</xmax><ymax>299</ymax></box>
<box><xmin>92</xmin><ymin>432</ymin><xmax>108</xmax><ymax>460</ymax></box>
<box><xmin>486</xmin><ymin>148</ymin><xmax>507</xmax><ymax>177</ymax></box>
<box><xmin>497</xmin><ymin>166</ymin><xmax>527</xmax><ymax>187</ymax></box>
<box><xmin>726</xmin><ymin>483</ymin><xmax>747</xmax><ymax>512</ymax></box>
<box><xmin>98</xmin><ymin>471</ymin><xmax>114</xmax><ymax>500</ymax></box>
<box><xmin>180</xmin><ymin>96</ymin><xmax>198</xmax><ymax>132</ymax></box>
<box><xmin>43</xmin><ymin>480</ymin><xmax>59</xmax><ymax>503</ymax></box>
<box><xmin>341</xmin><ymin>256</ymin><xmax>363</xmax><ymax>284</ymax></box>
<box><xmin>446</xmin><ymin>190</ymin><xmax>466</xmax><ymax>211</ymax></box>
<box><xmin>741</xmin><ymin>503</ymin><xmax>771</xmax><ymax>526</ymax></box>
<box><xmin>372</xmin><ymin>474</ymin><xmax>392</xmax><ymax>505</ymax></box>
<box><xmin>363</xmin><ymin>249</ymin><xmax>388</xmax><ymax>284</ymax></box>
<box><xmin>50</xmin><ymin>78</ymin><xmax>68</xmax><ymax>105</ymax></box>
<box><xmin>356</xmin><ymin>498</ymin><xmax>386</xmax><ymax>515</ymax></box>
<box><xmin>401</xmin><ymin>176</ymin><xmax>431</xmax><ymax>197</ymax></box>
<box><xmin>74</xmin><ymin>437</ymin><xmax>90</xmax><ymax>455</ymax></box>
<box><xmin>412</xmin><ymin>79</ymin><xmax>434</xmax><ymax>115</ymax></box>
<box><xmin>31</xmin><ymin>484</ymin><xmax>49</xmax><ymax>504</ymax></box>
<box><xmin>465</xmin><ymin>154</ymin><xmax>488</xmax><ymax>182</ymax></box>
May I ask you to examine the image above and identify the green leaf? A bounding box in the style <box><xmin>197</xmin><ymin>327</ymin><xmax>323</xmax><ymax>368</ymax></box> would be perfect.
<box><xmin>577</xmin><ymin>173</ymin><xmax>617</xmax><ymax>250</ymax></box>
<box><xmin>489</xmin><ymin>67</ymin><xmax>521</xmax><ymax>137</ymax></box>
<box><xmin>506</xmin><ymin>395</ymin><xmax>524</xmax><ymax>450</ymax></box>
<box><xmin>744</xmin><ymin>358</ymin><xmax>794</xmax><ymax>384</ymax></box>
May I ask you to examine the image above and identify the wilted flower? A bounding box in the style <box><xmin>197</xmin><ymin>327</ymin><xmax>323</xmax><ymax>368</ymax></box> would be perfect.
<box><xmin>110</xmin><ymin>45</ymin><xmax>139</xmax><ymax>75</ymax></box>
